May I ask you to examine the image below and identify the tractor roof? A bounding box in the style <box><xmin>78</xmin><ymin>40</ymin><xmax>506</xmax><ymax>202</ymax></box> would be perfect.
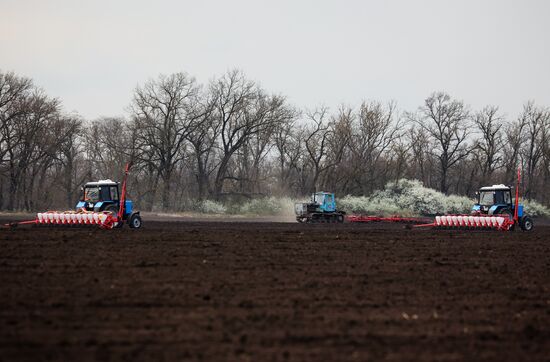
<box><xmin>84</xmin><ymin>179</ymin><xmax>118</xmax><ymax>187</ymax></box>
<box><xmin>479</xmin><ymin>184</ymin><xmax>511</xmax><ymax>191</ymax></box>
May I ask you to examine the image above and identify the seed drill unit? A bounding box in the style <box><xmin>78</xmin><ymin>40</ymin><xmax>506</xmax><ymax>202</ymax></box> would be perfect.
<box><xmin>299</xmin><ymin>169</ymin><xmax>534</xmax><ymax>232</ymax></box>
<box><xmin>415</xmin><ymin>169</ymin><xmax>533</xmax><ymax>231</ymax></box>
<box><xmin>5</xmin><ymin>164</ymin><xmax>141</xmax><ymax>229</ymax></box>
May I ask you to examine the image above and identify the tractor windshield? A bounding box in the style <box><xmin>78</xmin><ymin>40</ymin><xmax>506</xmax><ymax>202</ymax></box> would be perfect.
<box><xmin>312</xmin><ymin>193</ymin><xmax>325</xmax><ymax>205</ymax></box>
<box><xmin>479</xmin><ymin>190</ymin><xmax>512</xmax><ymax>206</ymax></box>
<box><xmin>479</xmin><ymin>191</ymin><xmax>494</xmax><ymax>206</ymax></box>
<box><xmin>83</xmin><ymin>186</ymin><xmax>100</xmax><ymax>202</ymax></box>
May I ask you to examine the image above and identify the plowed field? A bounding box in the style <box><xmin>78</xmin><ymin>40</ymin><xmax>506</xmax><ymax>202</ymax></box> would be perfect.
<box><xmin>1</xmin><ymin>219</ymin><xmax>549</xmax><ymax>361</ymax></box>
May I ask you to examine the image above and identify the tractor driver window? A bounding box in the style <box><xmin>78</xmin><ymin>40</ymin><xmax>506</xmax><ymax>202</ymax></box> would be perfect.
<box><xmin>110</xmin><ymin>186</ymin><xmax>119</xmax><ymax>201</ymax></box>
<box><xmin>494</xmin><ymin>192</ymin><xmax>505</xmax><ymax>205</ymax></box>
<box><xmin>504</xmin><ymin>192</ymin><xmax>511</xmax><ymax>204</ymax></box>
<box><xmin>100</xmin><ymin>187</ymin><xmax>111</xmax><ymax>201</ymax></box>
<box><xmin>326</xmin><ymin>194</ymin><xmax>333</xmax><ymax>204</ymax></box>
<box><xmin>317</xmin><ymin>193</ymin><xmax>325</xmax><ymax>205</ymax></box>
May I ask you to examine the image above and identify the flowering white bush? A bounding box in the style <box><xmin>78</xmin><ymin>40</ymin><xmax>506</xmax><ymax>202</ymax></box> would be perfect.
<box><xmin>338</xmin><ymin>179</ymin><xmax>474</xmax><ymax>216</ymax></box>
<box><xmin>239</xmin><ymin>197</ymin><xmax>281</xmax><ymax>215</ymax></box>
<box><xmin>522</xmin><ymin>199</ymin><xmax>550</xmax><ymax>217</ymax></box>
<box><xmin>197</xmin><ymin>199</ymin><xmax>227</xmax><ymax>214</ymax></box>
<box><xmin>190</xmin><ymin>182</ymin><xmax>550</xmax><ymax>218</ymax></box>
<box><xmin>444</xmin><ymin>194</ymin><xmax>475</xmax><ymax>214</ymax></box>
<box><xmin>338</xmin><ymin>195</ymin><xmax>407</xmax><ymax>215</ymax></box>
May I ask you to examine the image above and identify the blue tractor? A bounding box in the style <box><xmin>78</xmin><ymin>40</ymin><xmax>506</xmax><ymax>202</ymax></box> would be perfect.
<box><xmin>294</xmin><ymin>192</ymin><xmax>345</xmax><ymax>223</ymax></box>
<box><xmin>76</xmin><ymin>177</ymin><xmax>142</xmax><ymax>229</ymax></box>
<box><xmin>472</xmin><ymin>184</ymin><xmax>533</xmax><ymax>231</ymax></box>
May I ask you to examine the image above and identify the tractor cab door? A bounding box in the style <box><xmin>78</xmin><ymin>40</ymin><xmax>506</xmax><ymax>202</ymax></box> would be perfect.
<box><xmin>504</xmin><ymin>191</ymin><xmax>512</xmax><ymax>206</ymax></box>
<box><xmin>494</xmin><ymin>190</ymin><xmax>512</xmax><ymax>207</ymax></box>
<box><xmin>100</xmin><ymin>186</ymin><xmax>111</xmax><ymax>202</ymax></box>
<box><xmin>107</xmin><ymin>185</ymin><xmax>119</xmax><ymax>202</ymax></box>
<box><xmin>494</xmin><ymin>191</ymin><xmax>505</xmax><ymax>205</ymax></box>
<box><xmin>322</xmin><ymin>193</ymin><xmax>336</xmax><ymax>212</ymax></box>
<box><xmin>95</xmin><ymin>185</ymin><xmax>120</xmax><ymax>212</ymax></box>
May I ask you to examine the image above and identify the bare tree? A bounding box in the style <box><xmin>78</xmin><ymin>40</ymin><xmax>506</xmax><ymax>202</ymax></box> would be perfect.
<box><xmin>473</xmin><ymin>106</ymin><xmax>504</xmax><ymax>184</ymax></box>
<box><xmin>502</xmin><ymin>117</ymin><xmax>526</xmax><ymax>185</ymax></box>
<box><xmin>52</xmin><ymin>116</ymin><xmax>83</xmax><ymax>208</ymax></box>
<box><xmin>0</xmin><ymin>72</ymin><xmax>34</xmax><ymax>206</ymax></box>
<box><xmin>273</xmin><ymin>118</ymin><xmax>304</xmax><ymax>195</ymax></box>
<box><xmin>519</xmin><ymin>101</ymin><xmax>550</xmax><ymax>199</ymax></box>
<box><xmin>388</xmin><ymin>136</ymin><xmax>411</xmax><ymax>184</ymax></box>
<box><xmin>407</xmin><ymin>125</ymin><xmax>433</xmax><ymax>186</ymax></box>
<box><xmin>348</xmin><ymin>101</ymin><xmax>400</xmax><ymax>194</ymax></box>
<box><xmin>303</xmin><ymin>107</ymin><xmax>335</xmax><ymax>192</ymax></box>
<box><xmin>186</xmin><ymin>92</ymin><xmax>219</xmax><ymax>200</ymax></box>
<box><xmin>4</xmin><ymin>89</ymin><xmax>61</xmax><ymax>210</ymax></box>
<box><xmin>414</xmin><ymin>92</ymin><xmax>471</xmax><ymax>194</ymax></box>
<box><xmin>3</xmin><ymin>69</ymin><xmax>550</xmax><ymax>211</ymax></box>
<box><xmin>321</xmin><ymin>106</ymin><xmax>353</xmax><ymax>193</ymax></box>
<box><xmin>540</xmin><ymin>121</ymin><xmax>550</xmax><ymax>205</ymax></box>
<box><xmin>130</xmin><ymin>73</ymin><xmax>202</xmax><ymax>209</ymax></box>
<box><xmin>210</xmin><ymin>70</ymin><xmax>290</xmax><ymax>199</ymax></box>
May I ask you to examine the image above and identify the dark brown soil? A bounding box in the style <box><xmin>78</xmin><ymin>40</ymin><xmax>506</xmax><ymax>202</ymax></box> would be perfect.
<box><xmin>1</xmin><ymin>220</ymin><xmax>549</xmax><ymax>361</ymax></box>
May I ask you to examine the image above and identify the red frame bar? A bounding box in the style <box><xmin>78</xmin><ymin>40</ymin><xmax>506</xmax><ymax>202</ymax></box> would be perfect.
<box><xmin>347</xmin><ymin>215</ymin><xmax>432</xmax><ymax>224</ymax></box>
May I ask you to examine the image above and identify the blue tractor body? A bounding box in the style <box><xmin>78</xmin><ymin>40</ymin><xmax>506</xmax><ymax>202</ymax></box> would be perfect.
<box><xmin>294</xmin><ymin>192</ymin><xmax>345</xmax><ymax>223</ymax></box>
<box><xmin>314</xmin><ymin>192</ymin><xmax>336</xmax><ymax>212</ymax></box>
<box><xmin>76</xmin><ymin>179</ymin><xmax>136</xmax><ymax>220</ymax></box>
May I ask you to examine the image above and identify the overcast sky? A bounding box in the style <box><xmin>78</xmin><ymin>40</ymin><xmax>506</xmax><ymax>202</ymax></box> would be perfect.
<box><xmin>1</xmin><ymin>0</ymin><xmax>549</xmax><ymax>120</ymax></box>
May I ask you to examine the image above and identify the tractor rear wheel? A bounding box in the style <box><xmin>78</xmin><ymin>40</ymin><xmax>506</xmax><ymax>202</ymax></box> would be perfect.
<box><xmin>104</xmin><ymin>204</ymin><xmax>123</xmax><ymax>228</ymax></box>
<box><xmin>497</xmin><ymin>209</ymin><xmax>515</xmax><ymax>231</ymax></box>
<box><xmin>520</xmin><ymin>216</ymin><xmax>534</xmax><ymax>232</ymax></box>
<box><xmin>104</xmin><ymin>204</ymin><xmax>118</xmax><ymax>213</ymax></box>
<box><xmin>129</xmin><ymin>213</ymin><xmax>142</xmax><ymax>229</ymax></box>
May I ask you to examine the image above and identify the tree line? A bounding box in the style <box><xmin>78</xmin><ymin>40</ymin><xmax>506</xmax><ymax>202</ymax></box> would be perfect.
<box><xmin>1</xmin><ymin>69</ymin><xmax>549</xmax><ymax>211</ymax></box>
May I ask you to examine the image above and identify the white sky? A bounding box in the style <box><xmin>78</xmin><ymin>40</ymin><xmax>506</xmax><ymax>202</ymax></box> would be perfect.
<box><xmin>1</xmin><ymin>0</ymin><xmax>549</xmax><ymax>120</ymax></box>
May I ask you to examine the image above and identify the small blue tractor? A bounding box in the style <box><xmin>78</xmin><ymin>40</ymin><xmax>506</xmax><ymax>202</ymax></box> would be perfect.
<box><xmin>294</xmin><ymin>192</ymin><xmax>345</xmax><ymax>223</ymax></box>
<box><xmin>471</xmin><ymin>181</ymin><xmax>533</xmax><ymax>231</ymax></box>
<box><xmin>76</xmin><ymin>164</ymin><xmax>142</xmax><ymax>228</ymax></box>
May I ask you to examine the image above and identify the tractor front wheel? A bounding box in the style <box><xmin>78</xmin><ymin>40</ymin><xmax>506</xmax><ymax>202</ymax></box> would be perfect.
<box><xmin>520</xmin><ymin>216</ymin><xmax>534</xmax><ymax>232</ymax></box>
<box><xmin>129</xmin><ymin>213</ymin><xmax>142</xmax><ymax>229</ymax></box>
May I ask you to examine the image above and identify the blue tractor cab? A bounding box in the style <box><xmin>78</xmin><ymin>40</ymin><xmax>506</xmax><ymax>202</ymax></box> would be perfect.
<box><xmin>76</xmin><ymin>179</ymin><xmax>141</xmax><ymax>228</ymax></box>
<box><xmin>312</xmin><ymin>192</ymin><xmax>336</xmax><ymax>212</ymax></box>
<box><xmin>294</xmin><ymin>191</ymin><xmax>345</xmax><ymax>223</ymax></box>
